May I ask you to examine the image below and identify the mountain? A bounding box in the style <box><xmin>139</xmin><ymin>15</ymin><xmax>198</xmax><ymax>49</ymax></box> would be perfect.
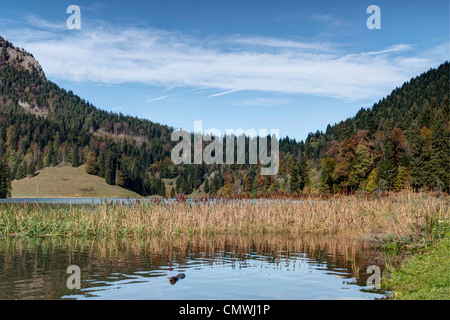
<box><xmin>11</xmin><ymin>164</ymin><xmax>141</xmax><ymax>198</ymax></box>
<box><xmin>0</xmin><ymin>36</ymin><xmax>174</xmax><ymax>197</ymax></box>
<box><xmin>302</xmin><ymin>62</ymin><xmax>449</xmax><ymax>192</ymax></box>
<box><xmin>0</xmin><ymin>36</ymin><xmax>448</xmax><ymax>197</ymax></box>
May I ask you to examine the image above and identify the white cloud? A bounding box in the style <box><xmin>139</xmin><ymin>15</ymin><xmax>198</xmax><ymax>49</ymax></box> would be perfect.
<box><xmin>226</xmin><ymin>36</ymin><xmax>336</xmax><ymax>52</ymax></box>
<box><xmin>354</xmin><ymin>44</ymin><xmax>413</xmax><ymax>56</ymax></box>
<box><xmin>1</xmin><ymin>17</ymin><xmax>447</xmax><ymax>101</ymax></box>
<box><xmin>311</xmin><ymin>13</ymin><xmax>350</xmax><ymax>27</ymax></box>
<box><xmin>238</xmin><ymin>98</ymin><xmax>292</xmax><ymax>106</ymax></box>
<box><xmin>146</xmin><ymin>95</ymin><xmax>169</xmax><ymax>102</ymax></box>
<box><xmin>208</xmin><ymin>90</ymin><xmax>240</xmax><ymax>98</ymax></box>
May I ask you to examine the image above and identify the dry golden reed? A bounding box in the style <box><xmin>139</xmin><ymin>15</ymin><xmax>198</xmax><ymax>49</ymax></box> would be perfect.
<box><xmin>0</xmin><ymin>192</ymin><xmax>448</xmax><ymax>240</ymax></box>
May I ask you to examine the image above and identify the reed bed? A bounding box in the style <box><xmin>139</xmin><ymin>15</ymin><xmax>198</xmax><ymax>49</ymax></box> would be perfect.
<box><xmin>0</xmin><ymin>192</ymin><xmax>448</xmax><ymax>241</ymax></box>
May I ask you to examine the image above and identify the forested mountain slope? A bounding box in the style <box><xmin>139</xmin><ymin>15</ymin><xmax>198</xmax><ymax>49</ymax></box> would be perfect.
<box><xmin>303</xmin><ymin>62</ymin><xmax>449</xmax><ymax>192</ymax></box>
<box><xmin>0</xmin><ymin>35</ymin><xmax>448</xmax><ymax>197</ymax></box>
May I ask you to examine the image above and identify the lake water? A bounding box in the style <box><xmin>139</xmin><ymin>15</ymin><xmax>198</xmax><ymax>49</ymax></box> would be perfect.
<box><xmin>0</xmin><ymin>234</ymin><xmax>391</xmax><ymax>300</ymax></box>
<box><xmin>0</xmin><ymin>197</ymin><xmax>173</xmax><ymax>205</ymax></box>
<box><xmin>0</xmin><ymin>197</ymin><xmax>309</xmax><ymax>205</ymax></box>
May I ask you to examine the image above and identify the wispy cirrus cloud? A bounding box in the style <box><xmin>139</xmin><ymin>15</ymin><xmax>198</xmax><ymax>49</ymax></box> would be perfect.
<box><xmin>311</xmin><ymin>13</ymin><xmax>350</xmax><ymax>27</ymax></box>
<box><xmin>146</xmin><ymin>95</ymin><xmax>169</xmax><ymax>103</ymax></box>
<box><xmin>238</xmin><ymin>97</ymin><xmax>292</xmax><ymax>106</ymax></box>
<box><xmin>208</xmin><ymin>90</ymin><xmax>240</xmax><ymax>98</ymax></box>
<box><xmin>0</xmin><ymin>16</ymin><xmax>447</xmax><ymax>101</ymax></box>
<box><xmin>225</xmin><ymin>35</ymin><xmax>336</xmax><ymax>52</ymax></box>
<box><xmin>109</xmin><ymin>106</ymin><xmax>123</xmax><ymax>111</ymax></box>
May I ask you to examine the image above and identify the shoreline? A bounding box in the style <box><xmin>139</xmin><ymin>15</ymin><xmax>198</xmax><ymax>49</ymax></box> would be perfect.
<box><xmin>1</xmin><ymin>192</ymin><xmax>448</xmax><ymax>300</ymax></box>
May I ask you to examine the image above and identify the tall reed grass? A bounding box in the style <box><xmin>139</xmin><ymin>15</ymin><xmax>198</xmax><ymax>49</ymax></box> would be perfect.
<box><xmin>0</xmin><ymin>192</ymin><xmax>448</xmax><ymax>241</ymax></box>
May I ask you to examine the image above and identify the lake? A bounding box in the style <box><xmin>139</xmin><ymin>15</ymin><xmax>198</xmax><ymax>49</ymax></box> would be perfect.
<box><xmin>0</xmin><ymin>233</ymin><xmax>391</xmax><ymax>300</ymax></box>
<box><xmin>0</xmin><ymin>197</ymin><xmax>303</xmax><ymax>205</ymax></box>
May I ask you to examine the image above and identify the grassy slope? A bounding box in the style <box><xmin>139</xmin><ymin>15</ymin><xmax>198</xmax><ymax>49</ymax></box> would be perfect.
<box><xmin>384</xmin><ymin>237</ymin><xmax>450</xmax><ymax>300</ymax></box>
<box><xmin>11</xmin><ymin>164</ymin><xmax>141</xmax><ymax>198</ymax></box>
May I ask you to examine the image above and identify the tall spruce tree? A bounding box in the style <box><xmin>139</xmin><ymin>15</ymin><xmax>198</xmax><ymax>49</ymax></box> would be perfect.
<box><xmin>104</xmin><ymin>150</ymin><xmax>116</xmax><ymax>185</ymax></box>
<box><xmin>290</xmin><ymin>162</ymin><xmax>301</xmax><ymax>193</ymax></box>
<box><xmin>85</xmin><ymin>152</ymin><xmax>99</xmax><ymax>175</ymax></box>
<box><xmin>377</xmin><ymin>130</ymin><xmax>398</xmax><ymax>190</ymax></box>
<box><xmin>72</xmin><ymin>144</ymin><xmax>80</xmax><ymax>167</ymax></box>
<box><xmin>409</xmin><ymin>122</ymin><xmax>428</xmax><ymax>190</ymax></box>
<box><xmin>430</xmin><ymin>110</ymin><xmax>450</xmax><ymax>192</ymax></box>
<box><xmin>0</xmin><ymin>156</ymin><xmax>11</xmax><ymax>198</ymax></box>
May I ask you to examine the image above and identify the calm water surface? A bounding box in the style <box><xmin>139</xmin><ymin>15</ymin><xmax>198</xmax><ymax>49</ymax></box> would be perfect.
<box><xmin>0</xmin><ymin>197</ymin><xmax>310</xmax><ymax>205</ymax></box>
<box><xmin>0</xmin><ymin>234</ymin><xmax>391</xmax><ymax>300</ymax></box>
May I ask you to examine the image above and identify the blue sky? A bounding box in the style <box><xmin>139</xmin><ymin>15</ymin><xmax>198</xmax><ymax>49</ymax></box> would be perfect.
<box><xmin>0</xmin><ymin>0</ymin><xmax>448</xmax><ymax>141</ymax></box>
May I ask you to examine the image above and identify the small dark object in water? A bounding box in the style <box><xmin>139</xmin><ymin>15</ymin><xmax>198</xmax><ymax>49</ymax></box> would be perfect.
<box><xmin>169</xmin><ymin>273</ymin><xmax>186</xmax><ymax>285</ymax></box>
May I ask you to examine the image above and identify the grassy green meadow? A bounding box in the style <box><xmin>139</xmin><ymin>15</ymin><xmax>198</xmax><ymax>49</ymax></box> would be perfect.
<box><xmin>11</xmin><ymin>164</ymin><xmax>140</xmax><ymax>198</ymax></box>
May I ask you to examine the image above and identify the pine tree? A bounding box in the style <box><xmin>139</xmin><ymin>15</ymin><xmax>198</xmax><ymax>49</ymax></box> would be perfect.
<box><xmin>211</xmin><ymin>175</ymin><xmax>218</xmax><ymax>194</ymax></box>
<box><xmin>97</xmin><ymin>150</ymin><xmax>105</xmax><ymax>178</ymax></box>
<box><xmin>104</xmin><ymin>151</ymin><xmax>116</xmax><ymax>185</ymax></box>
<box><xmin>393</xmin><ymin>166</ymin><xmax>409</xmax><ymax>191</ymax></box>
<box><xmin>349</xmin><ymin>144</ymin><xmax>373</xmax><ymax>189</ymax></box>
<box><xmin>27</xmin><ymin>161</ymin><xmax>36</xmax><ymax>177</ymax></box>
<box><xmin>204</xmin><ymin>178</ymin><xmax>210</xmax><ymax>194</ymax></box>
<box><xmin>0</xmin><ymin>156</ymin><xmax>11</xmax><ymax>198</ymax></box>
<box><xmin>319</xmin><ymin>158</ymin><xmax>336</xmax><ymax>193</ymax></box>
<box><xmin>299</xmin><ymin>155</ymin><xmax>309</xmax><ymax>189</ymax></box>
<box><xmin>160</xmin><ymin>166</ymin><xmax>169</xmax><ymax>179</ymax></box>
<box><xmin>72</xmin><ymin>144</ymin><xmax>80</xmax><ymax>167</ymax></box>
<box><xmin>430</xmin><ymin>110</ymin><xmax>450</xmax><ymax>192</ymax></box>
<box><xmin>365</xmin><ymin>168</ymin><xmax>378</xmax><ymax>193</ymax></box>
<box><xmin>217</xmin><ymin>172</ymin><xmax>224</xmax><ymax>189</ymax></box>
<box><xmin>377</xmin><ymin>130</ymin><xmax>398</xmax><ymax>190</ymax></box>
<box><xmin>15</xmin><ymin>159</ymin><xmax>27</xmax><ymax>180</ymax></box>
<box><xmin>290</xmin><ymin>162</ymin><xmax>302</xmax><ymax>193</ymax></box>
<box><xmin>44</xmin><ymin>146</ymin><xmax>53</xmax><ymax>167</ymax></box>
<box><xmin>116</xmin><ymin>169</ymin><xmax>125</xmax><ymax>186</ymax></box>
<box><xmin>332</xmin><ymin>137</ymin><xmax>357</xmax><ymax>191</ymax></box>
<box><xmin>85</xmin><ymin>152</ymin><xmax>98</xmax><ymax>175</ymax></box>
<box><xmin>409</xmin><ymin>123</ymin><xmax>432</xmax><ymax>190</ymax></box>
<box><xmin>159</xmin><ymin>180</ymin><xmax>166</xmax><ymax>197</ymax></box>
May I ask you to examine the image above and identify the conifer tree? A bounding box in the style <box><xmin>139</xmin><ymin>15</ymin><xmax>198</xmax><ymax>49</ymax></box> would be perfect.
<box><xmin>349</xmin><ymin>144</ymin><xmax>373</xmax><ymax>189</ymax></box>
<box><xmin>430</xmin><ymin>110</ymin><xmax>450</xmax><ymax>192</ymax></box>
<box><xmin>0</xmin><ymin>156</ymin><xmax>11</xmax><ymax>198</ymax></box>
<box><xmin>104</xmin><ymin>151</ymin><xmax>116</xmax><ymax>185</ymax></box>
<box><xmin>85</xmin><ymin>152</ymin><xmax>99</xmax><ymax>175</ymax></box>
<box><xmin>393</xmin><ymin>166</ymin><xmax>409</xmax><ymax>191</ymax></box>
<box><xmin>27</xmin><ymin>161</ymin><xmax>36</xmax><ymax>177</ymax></box>
<box><xmin>290</xmin><ymin>162</ymin><xmax>302</xmax><ymax>193</ymax></box>
<box><xmin>409</xmin><ymin>123</ymin><xmax>428</xmax><ymax>190</ymax></box>
<box><xmin>365</xmin><ymin>168</ymin><xmax>378</xmax><ymax>193</ymax></box>
<box><xmin>116</xmin><ymin>169</ymin><xmax>125</xmax><ymax>186</ymax></box>
<box><xmin>377</xmin><ymin>130</ymin><xmax>398</xmax><ymax>190</ymax></box>
<box><xmin>299</xmin><ymin>154</ymin><xmax>309</xmax><ymax>189</ymax></box>
<box><xmin>72</xmin><ymin>145</ymin><xmax>80</xmax><ymax>167</ymax></box>
<box><xmin>15</xmin><ymin>159</ymin><xmax>27</xmax><ymax>180</ymax></box>
<box><xmin>319</xmin><ymin>158</ymin><xmax>336</xmax><ymax>193</ymax></box>
<box><xmin>211</xmin><ymin>175</ymin><xmax>218</xmax><ymax>194</ymax></box>
<box><xmin>159</xmin><ymin>180</ymin><xmax>166</xmax><ymax>197</ymax></box>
